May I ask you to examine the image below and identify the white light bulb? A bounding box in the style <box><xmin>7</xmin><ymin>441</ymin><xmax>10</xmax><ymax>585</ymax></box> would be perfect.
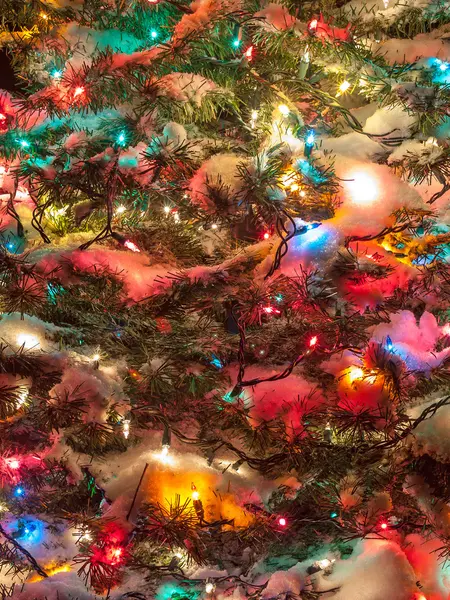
<box><xmin>278</xmin><ymin>104</ymin><xmax>290</xmax><ymax>116</ymax></box>
<box><xmin>163</xmin><ymin>206</ymin><xmax>171</xmax><ymax>214</ymax></box>
<box><xmin>116</xmin><ymin>205</ymin><xmax>126</xmax><ymax>215</ymax></box>
<box><xmin>205</xmin><ymin>582</ymin><xmax>215</xmax><ymax>594</ymax></box>
<box><xmin>17</xmin><ymin>333</ymin><xmax>40</xmax><ymax>350</ymax></box>
<box><xmin>122</xmin><ymin>419</ymin><xmax>130</xmax><ymax>439</ymax></box>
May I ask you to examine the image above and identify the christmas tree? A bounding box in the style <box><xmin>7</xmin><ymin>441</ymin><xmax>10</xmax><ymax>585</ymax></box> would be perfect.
<box><xmin>0</xmin><ymin>0</ymin><xmax>449</xmax><ymax>598</ymax></box>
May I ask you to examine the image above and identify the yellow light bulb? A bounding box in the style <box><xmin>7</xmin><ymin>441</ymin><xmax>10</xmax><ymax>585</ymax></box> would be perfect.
<box><xmin>338</xmin><ymin>80</ymin><xmax>350</xmax><ymax>95</ymax></box>
<box><xmin>192</xmin><ymin>490</ymin><xmax>200</xmax><ymax>501</ymax></box>
<box><xmin>290</xmin><ymin>183</ymin><xmax>299</xmax><ymax>192</ymax></box>
<box><xmin>278</xmin><ymin>104</ymin><xmax>290</xmax><ymax>116</ymax></box>
<box><xmin>348</xmin><ymin>367</ymin><xmax>364</xmax><ymax>382</ymax></box>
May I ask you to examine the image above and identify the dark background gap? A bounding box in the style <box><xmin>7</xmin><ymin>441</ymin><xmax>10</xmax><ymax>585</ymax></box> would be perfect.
<box><xmin>0</xmin><ymin>48</ymin><xmax>19</xmax><ymax>91</ymax></box>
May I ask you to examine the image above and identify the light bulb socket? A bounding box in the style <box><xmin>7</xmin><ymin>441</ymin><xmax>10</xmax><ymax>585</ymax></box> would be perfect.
<box><xmin>162</xmin><ymin>425</ymin><xmax>171</xmax><ymax>448</ymax></box>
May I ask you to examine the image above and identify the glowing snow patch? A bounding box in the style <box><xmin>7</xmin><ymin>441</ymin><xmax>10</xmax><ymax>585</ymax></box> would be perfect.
<box><xmin>344</xmin><ymin>170</ymin><xmax>379</xmax><ymax>205</ymax></box>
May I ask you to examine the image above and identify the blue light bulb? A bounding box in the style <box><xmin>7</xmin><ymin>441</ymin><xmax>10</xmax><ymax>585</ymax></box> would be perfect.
<box><xmin>439</xmin><ymin>62</ymin><xmax>448</xmax><ymax>71</ymax></box>
<box><xmin>14</xmin><ymin>486</ymin><xmax>24</xmax><ymax>497</ymax></box>
<box><xmin>52</xmin><ymin>69</ymin><xmax>62</xmax><ymax>79</ymax></box>
<box><xmin>19</xmin><ymin>140</ymin><xmax>30</xmax><ymax>149</ymax></box>
<box><xmin>117</xmin><ymin>132</ymin><xmax>126</xmax><ymax>144</ymax></box>
<box><xmin>305</xmin><ymin>131</ymin><xmax>315</xmax><ymax>146</ymax></box>
<box><xmin>151</xmin><ymin>29</ymin><xmax>158</xmax><ymax>39</ymax></box>
<box><xmin>233</xmin><ymin>39</ymin><xmax>240</xmax><ymax>48</ymax></box>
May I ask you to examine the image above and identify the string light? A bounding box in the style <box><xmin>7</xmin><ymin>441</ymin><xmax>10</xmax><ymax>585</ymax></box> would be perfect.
<box><xmin>308</xmin><ymin>18</ymin><xmax>318</xmax><ymax>31</ymax></box>
<box><xmin>6</xmin><ymin>458</ymin><xmax>20</xmax><ymax>470</ymax></box>
<box><xmin>52</xmin><ymin>69</ymin><xmax>62</xmax><ymax>79</ymax></box>
<box><xmin>233</xmin><ymin>39</ymin><xmax>240</xmax><ymax>48</ymax></box>
<box><xmin>347</xmin><ymin>366</ymin><xmax>364</xmax><ymax>382</ymax></box>
<box><xmin>117</xmin><ymin>132</ymin><xmax>126</xmax><ymax>145</ymax></box>
<box><xmin>40</xmin><ymin>12</ymin><xmax>48</xmax><ymax>19</ymax></box>
<box><xmin>163</xmin><ymin>206</ymin><xmax>171</xmax><ymax>214</ymax></box>
<box><xmin>318</xmin><ymin>558</ymin><xmax>334</xmax><ymax>569</ymax></box>
<box><xmin>18</xmin><ymin>139</ymin><xmax>30</xmax><ymax>149</ymax></box>
<box><xmin>263</xmin><ymin>232</ymin><xmax>270</xmax><ymax>240</ymax></box>
<box><xmin>122</xmin><ymin>419</ymin><xmax>130</xmax><ymax>439</ymax></box>
<box><xmin>17</xmin><ymin>389</ymin><xmax>29</xmax><ymax>408</ymax></box>
<box><xmin>309</xmin><ymin>335</ymin><xmax>318</xmax><ymax>347</ymax></box>
<box><xmin>205</xmin><ymin>582</ymin><xmax>215</xmax><ymax>594</ymax></box>
<box><xmin>278</xmin><ymin>517</ymin><xmax>287</xmax><ymax>527</ymax></box>
<box><xmin>124</xmin><ymin>240</ymin><xmax>140</xmax><ymax>253</ymax></box>
<box><xmin>150</xmin><ymin>29</ymin><xmax>158</xmax><ymax>39</ymax></box>
<box><xmin>17</xmin><ymin>333</ymin><xmax>40</xmax><ymax>350</ymax></box>
<box><xmin>337</xmin><ymin>80</ymin><xmax>350</xmax><ymax>96</ymax></box>
<box><xmin>278</xmin><ymin>104</ymin><xmax>290</xmax><ymax>116</ymax></box>
<box><xmin>73</xmin><ymin>86</ymin><xmax>85</xmax><ymax>99</ymax></box>
<box><xmin>244</xmin><ymin>46</ymin><xmax>254</xmax><ymax>60</ymax></box>
<box><xmin>345</xmin><ymin>170</ymin><xmax>379</xmax><ymax>205</ymax></box>
<box><xmin>380</xmin><ymin>522</ymin><xmax>388</xmax><ymax>530</ymax></box>
<box><xmin>116</xmin><ymin>204</ymin><xmax>126</xmax><ymax>215</ymax></box>
<box><xmin>250</xmin><ymin>109</ymin><xmax>258</xmax><ymax>129</ymax></box>
<box><xmin>191</xmin><ymin>483</ymin><xmax>200</xmax><ymax>501</ymax></box>
<box><xmin>14</xmin><ymin>486</ymin><xmax>24</xmax><ymax>497</ymax></box>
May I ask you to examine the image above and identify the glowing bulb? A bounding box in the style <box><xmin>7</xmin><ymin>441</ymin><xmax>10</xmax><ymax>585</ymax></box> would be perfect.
<box><xmin>299</xmin><ymin>190</ymin><xmax>306</xmax><ymax>197</ymax></box>
<box><xmin>17</xmin><ymin>333</ymin><xmax>40</xmax><ymax>350</ymax></box>
<box><xmin>251</xmin><ymin>110</ymin><xmax>258</xmax><ymax>120</ymax></box>
<box><xmin>318</xmin><ymin>558</ymin><xmax>333</xmax><ymax>569</ymax></box>
<box><xmin>309</xmin><ymin>336</ymin><xmax>318</xmax><ymax>347</ymax></box>
<box><xmin>17</xmin><ymin>389</ymin><xmax>28</xmax><ymax>408</ymax></box>
<box><xmin>205</xmin><ymin>582</ymin><xmax>215</xmax><ymax>594</ymax></box>
<box><xmin>19</xmin><ymin>139</ymin><xmax>30</xmax><ymax>149</ymax></box>
<box><xmin>6</xmin><ymin>458</ymin><xmax>20</xmax><ymax>470</ymax></box>
<box><xmin>40</xmin><ymin>12</ymin><xmax>48</xmax><ymax>19</ymax></box>
<box><xmin>117</xmin><ymin>132</ymin><xmax>126</xmax><ymax>144</ymax></box>
<box><xmin>122</xmin><ymin>419</ymin><xmax>130</xmax><ymax>439</ymax></box>
<box><xmin>380</xmin><ymin>522</ymin><xmax>388</xmax><ymax>530</ymax></box>
<box><xmin>116</xmin><ymin>205</ymin><xmax>126</xmax><ymax>214</ymax></box>
<box><xmin>14</xmin><ymin>486</ymin><xmax>24</xmax><ymax>497</ymax></box>
<box><xmin>191</xmin><ymin>483</ymin><xmax>200</xmax><ymax>501</ymax></box>
<box><xmin>345</xmin><ymin>170</ymin><xmax>379</xmax><ymax>205</ymax></box>
<box><xmin>175</xmin><ymin>551</ymin><xmax>183</xmax><ymax>559</ymax></box>
<box><xmin>163</xmin><ymin>206</ymin><xmax>171</xmax><ymax>214</ymax></box>
<box><xmin>73</xmin><ymin>86</ymin><xmax>85</xmax><ymax>98</ymax></box>
<box><xmin>439</xmin><ymin>62</ymin><xmax>448</xmax><ymax>71</ymax></box>
<box><xmin>244</xmin><ymin>46</ymin><xmax>254</xmax><ymax>60</ymax></box>
<box><xmin>290</xmin><ymin>183</ymin><xmax>299</xmax><ymax>192</ymax></box>
<box><xmin>92</xmin><ymin>354</ymin><xmax>100</xmax><ymax>362</ymax></box>
<box><xmin>278</xmin><ymin>517</ymin><xmax>287</xmax><ymax>527</ymax></box>
<box><xmin>211</xmin><ymin>223</ymin><xmax>218</xmax><ymax>230</ymax></box>
<box><xmin>338</xmin><ymin>80</ymin><xmax>351</xmax><ymax>95</ymax></box>
<box><xmin>383</xmin><ymin>0</ymin><xmax>389</xmax><ymax>7</ymax></box>
<box><xmin>308</xmin><ymin>18</ymin><xmax>318</xmax><ymax>30</ymax></box>
<box><xmin>52</xmin><ymin>69</ymin><xmax>62</xmax><ymax>79</ymax></box>
<box><xmin>305</xmin><ymin>131</ymin><xmax>315</xmax><ymax>146</ymax></box>
<box><xmin>124</xmin><ymin>240</ymin><xmax>140</xmax><ymax>253</ymax></box>
<box><xmin>263</xmin><ymin>232</ymin><xmax>270</xmax><ymax>240</ymax></box>
<box><xmin>348</xmin><ymin>367</ymin><xmax>364</xmax><ymax>382</ymax></box>
<box><xmin>278</xmin><ymin>104</ymin><xmax>290</xmax><ymax>116</ymax></box>
<box><xmin>233</xmin><ymin>39</ymin><xmax>240</xmax><ymax>48</ymax></box>
<box><xmin>150</xmin><ymin>29</ymin><xmax>158</xmax><ymax>39</ymax></box>
<box><xmin>0</xmin><ymin>165</ymin><xmax>6</xmax><ymax>174</ymax></box>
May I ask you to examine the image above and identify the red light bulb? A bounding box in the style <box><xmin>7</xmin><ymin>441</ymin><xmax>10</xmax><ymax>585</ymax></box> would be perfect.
<box><xmin>6</xmin><ymin>458</ymin><xmax>20</xmax><ymax>469</ymax></box>
<box><xmin>124</xmin><ymin>240</ymin><xmax>140</xmax><ymax>253</ymax></box>
<box><xmin>308</xmin><ymin>18</ymin><xmax>318</xmax><ymax>30</ymax></box>
<box><xmin>278</xmin><ymin>517</ymin><xmax>287</xmax><ymax>527</ymax></box>
<box><xmin>244</xmin><ymin>46</ymin><xmax>254</xmax><ymax>60</ymax></box>
<box><xmin>263</xmin><ymin>232</ymin><xmax>270</xmax><ymax>240</ymax></box>
<box><xmin>380</xmin><ymin>522</ymin><xmax>388</xmax><ymax>530</ymax></box>
<box><xmin>309</xmin><ymin>336</ymin><xmax>318</xmax><ymax>347</ymax></box>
